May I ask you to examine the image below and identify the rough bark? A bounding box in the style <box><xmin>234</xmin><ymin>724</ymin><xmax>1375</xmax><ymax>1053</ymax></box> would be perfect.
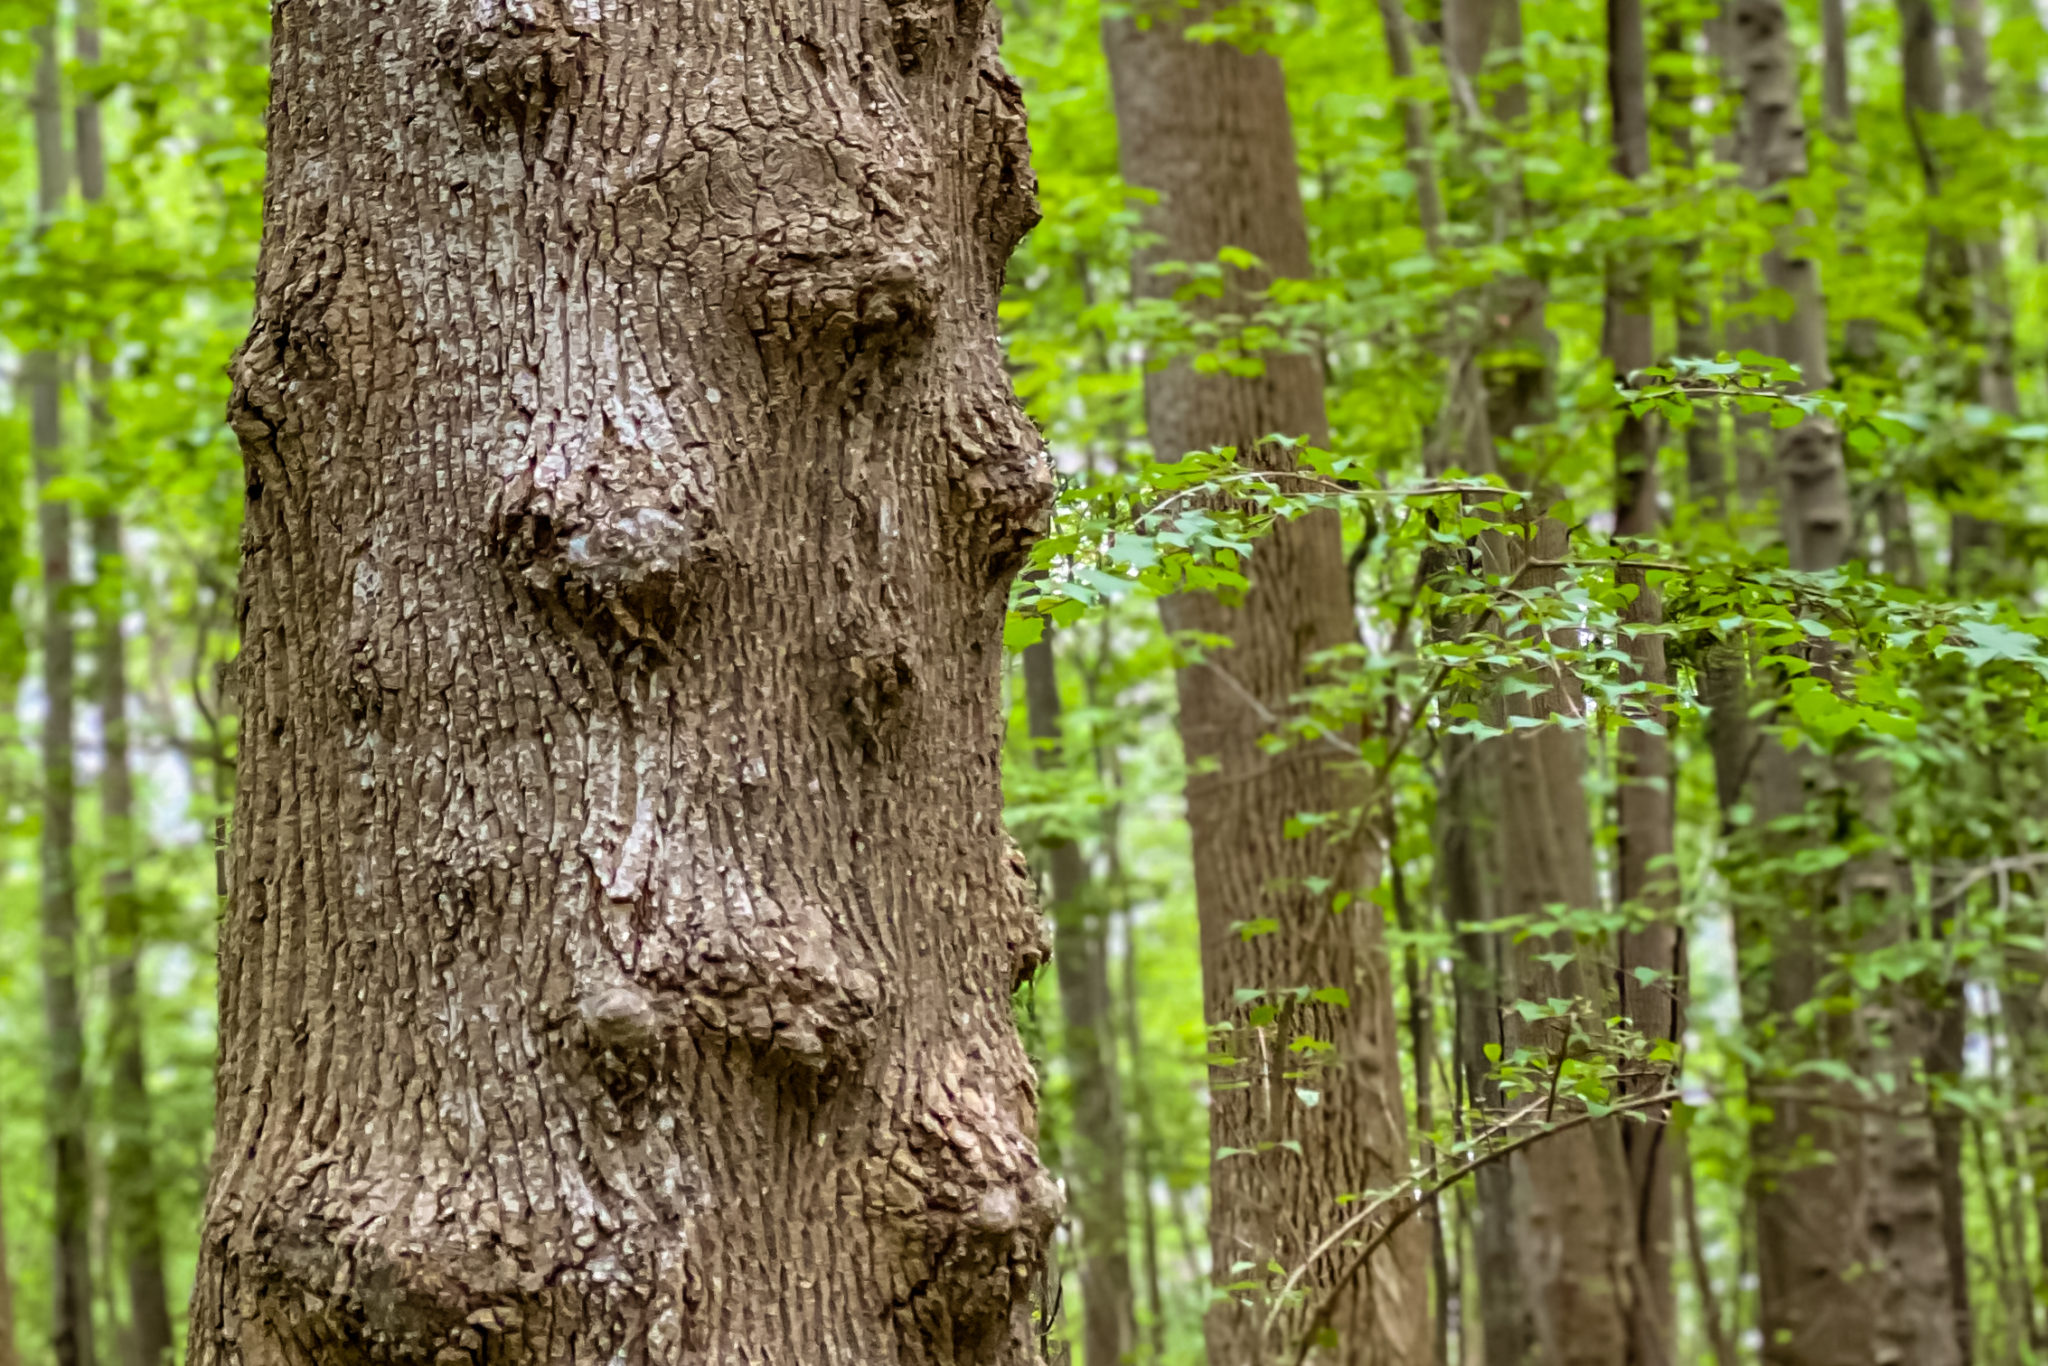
<box><xmin>1101</xmin><ymin>11</ymin><xmax>1428</xmax><ymax>1364</ymax></box>
<box><xmin>1606</xmin><ymin>1</ymin><xmax>1679</xmax><ymax>1354</ymax></box>
<box><xmin>76</xmin><ymin>3</ymin><xmax>178</xmax><ymax>1358</ymax></box>
<box><xmin>189</xmin><ymin>5</ymin><xmax>1059</xmax><ymax>1365</ymax></box>
<box><xmin>1021</xmin><ymin>638</ymin><xmax>1134</xmax><ymax>1366</ymax></box>
<box><xmin>30</xmin><ymin>14</ymin><xmax>96</xmax><ymax>1366</ymax></box>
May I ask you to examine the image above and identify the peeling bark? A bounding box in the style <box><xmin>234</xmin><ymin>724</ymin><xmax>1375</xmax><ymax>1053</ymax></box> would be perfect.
<box><xmin>1101</xmin><ymin>9</ymin><xmax>1427</xmax><ymax>1363</ymax></box>
<box><xmin>190</xmin><ymin>4</ymin><xmax>1059</xmax><ymax>1363</ymax></box>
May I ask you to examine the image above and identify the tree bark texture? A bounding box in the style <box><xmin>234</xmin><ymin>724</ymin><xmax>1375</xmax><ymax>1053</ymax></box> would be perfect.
<box><xmin>31</xmin><ymin>14</ymin><xmax>96</xmax><ymax>1366</ymax></box>
<box><xmin>1101</xmin><ymin>12</ymin><xmax>1427</xmax><ymax>1365</ymax></box>
<box><xmin>1606</xmin><ymin>2</ymin><xmax>1679</xmax><ymax>1355</ymax></box>
<box><xmin>191</xmin><ymin>5</ymin><xmax>1061</xmax><ymax>1364</ymax></box>
<box><xmin>1021</xmin><ymin>639</ymin><xmax>1135</xmax><ymax>1366</ymax></box>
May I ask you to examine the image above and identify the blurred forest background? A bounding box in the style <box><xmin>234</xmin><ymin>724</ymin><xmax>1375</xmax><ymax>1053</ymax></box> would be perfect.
<box><xmin>3</xmin><ymin>0</ymin><xmax>2048</xmax><ymax>1362</ymax></box>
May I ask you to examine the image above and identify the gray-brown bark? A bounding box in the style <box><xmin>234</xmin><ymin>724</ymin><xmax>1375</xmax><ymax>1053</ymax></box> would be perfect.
<box><xmin>1021</xmin><ymin>638</ymin><xmax>1134</xmax><ymax>1366</ymax></box>
<box><xmin>1606</xmin><ymin>1</ymin><xmax>1678</xmax><ymax>1354</ymax></box>
<box><xmin>1101</xmin><ymin>10</ymin><xmax>1428</xmax><ymax>1364</ymax></box>
<box><xmin>189</xmin><ymin>4</ymin><xmax>1059</xmax><ymax>1364</ymax></box>
<box><xmin>30</xmin><ymin>13</ymin><xmax>95</xmax><ymax>1366</ymax></box>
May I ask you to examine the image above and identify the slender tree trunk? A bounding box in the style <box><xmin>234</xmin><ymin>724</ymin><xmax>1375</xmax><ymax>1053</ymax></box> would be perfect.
<box><xmin>1896</xmin><ymin>8</ymin><xmax>1990</xmax><ymax>1363</ymax></box>
<box><xmin>1658</xmin><ymin>20</ymin><xmax>1726</xmax><ymax>513</ymax></box>
<box><xmin>1681</xmin><ymin>1159</ymin><xmax>1739</xmax><ymax>1366</ymax></box>
<box><xmin>31</xmin><ymin>14</ymin><xmax>97</xmax><ymax>1366</ymax></box>
<box><xmin>94</xmin><ymin>509</ymin><xmax>173</xmax><ymax>1366</ymax></box>
<box><xmin>1118</xmin><ymin>911</ymin><xmax>1167</xmax><ymax>1365</ymax></box>
<box><xmin>187</xmin><ymin>6</ymin><xmax>1060</xmax><ymax>1363</ymax></box>
<box><xmin>1102</xmin><ymin>11</ymin><xmax>1428</xmax><ymax>1363</ymax></box>
<box><xmin>1388</xmin><ymin>841</ymin><xmax>1450</xmax><ymax>1366</ymax></box>
<box><xmin>1606</xmin><ymin>4</ymin><xmax>1679</xmax><ymax>1357</ymax></box>
<box><xmin>1943</xmin><ymin>0</ymin><xmax>2024</xmax><ymax>587</ymax></box>
<box><xmin>1376</xmin><ymin>0</ymin><xmax>1446</xmax><ymax>253</ymax></box>
<box><xmin>74</xmin><ymin>4</ymin><xmax>176</xmax><ymax>1359</ymax></box>
<box><xmin>1022</xmin><ymin>638</ymin><xmax>1135</xmax><ymax>1366</ymax></box>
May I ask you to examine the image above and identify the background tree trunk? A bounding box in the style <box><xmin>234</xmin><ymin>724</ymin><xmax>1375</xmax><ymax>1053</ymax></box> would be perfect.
<box><xmin>1022</xmin><ymin>638</ymin><xmax>1135</xmax><ymax>1366</ymax></box>
<box><xmin>1725</xmin><ymin>4</ymin><xmax>1961</xmax><ymax>1360</ymax></box>
<box><xmin>187</xmin><ymin>4</ymin><xmax>1060</xmax><ymax>1363</ymax></box>
<box><xmin>75</xmin><ymin>4</ymin><xmax>176</xmax><ymax>1359</ymax></box>
<box><xmin>95</xmin><ymin>509</ymin><xmax>173</xmax><ymax>1366</ymax></box>
<box><xmin>1102</xmin><ymin>10</ymin><xmax>1429</xmax><ymax>1364</ymax></box>
<box><xmin>30</xmin><ymin>13</ymin><xmax>96</xmax><ymax>1366</ymax></box>
<box><xmin>1432</xmin><ymin>1</ymin><xmax>1652</xmax><ymax>1359</ymax></box>
<box><xmin>1606</xmin><ymin>0</ymin><xmax>1680</xmax><ymax>1355</ymax></box>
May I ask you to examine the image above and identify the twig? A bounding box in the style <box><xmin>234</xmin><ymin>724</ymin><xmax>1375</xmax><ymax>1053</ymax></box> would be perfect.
<box><xmin>1270</xmin><ymin>1086</ymin><xmax>1681</xmax><ymax>1365</ymax></box>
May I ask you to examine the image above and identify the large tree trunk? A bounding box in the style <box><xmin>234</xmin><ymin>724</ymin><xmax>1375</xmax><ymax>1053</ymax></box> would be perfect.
<box><xmin>188</xmin><ymin>5</ymin><xmax>1060</xmax><ymax>1364</ymax></box>
<box><xmin>30</xmin><ymin>15</ymin><xmax>96</xmax><ymax>1366</ymax></box>
<box><xmin>75</xmin><ymin>4</ymin><xmax>177</xmax><ymax>1359</ymax></box>
<box><xmin>1021</xmin><ymin>639</ymin><xmax>1134</xmax><ymax>1366</ymax></box>
<box><xmin>1101</xmin><ymin>11</ymin><xmax>1428</xmax><ymax>1364</ymax></box>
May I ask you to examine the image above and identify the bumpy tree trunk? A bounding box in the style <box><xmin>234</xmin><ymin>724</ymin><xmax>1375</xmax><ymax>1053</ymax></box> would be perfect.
<box><xmin>1102</xmin><ymin>11</ymin><xmax>1428</xmax><ymax>1364</ymax></box>
<box><xmin>30</xmin><ymin>15</ymin><xmax>96</xmax><ymax>1366</ymax></box>
<box><xmin>189</xmin><ymin>5</ymin><xmax>1060</xmax><ymax>1364</ymax></box>
<box><xmin>1021</xmin><ymin>638</ymin><xmax>1134</xmax><ymax>1366</ymax></box>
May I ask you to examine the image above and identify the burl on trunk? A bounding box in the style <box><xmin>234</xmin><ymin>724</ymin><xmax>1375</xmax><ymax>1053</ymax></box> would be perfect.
<box><xmin>194</xmin><ymin>3</ymin><xmax>1059</xmax><ymax>1364</ymax></box>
